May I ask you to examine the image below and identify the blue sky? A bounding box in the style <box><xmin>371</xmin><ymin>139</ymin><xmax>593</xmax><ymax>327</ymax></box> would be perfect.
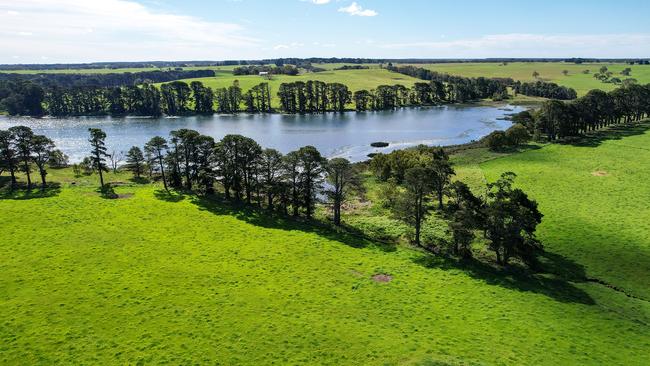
<box><xmin>1</xmin><ymin>0</ymin><xmax>649</xmax><ymax>63</ymax></box>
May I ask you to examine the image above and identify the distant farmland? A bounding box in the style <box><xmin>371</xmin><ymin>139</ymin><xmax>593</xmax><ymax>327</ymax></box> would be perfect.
<box><xmin>413</xmin><ymin>62</ymin><xmax>650</xmax><ymax>96</ymax></box>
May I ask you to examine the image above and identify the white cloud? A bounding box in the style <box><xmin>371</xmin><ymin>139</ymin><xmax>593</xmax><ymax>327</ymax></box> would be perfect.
<box><xmin>310</xmin><ymin>0</ymin><xmax>331</xmax><ymax>4</ymax></box>
<box><xmin>0</xmin><ymin>0</ymin><xmax>259</xmax><ymax>63</ymax></box>
<box><xmin>338</xmin><ymin>2</ymin><xmax>377</xmax><ymax>17</ymax></box>
<box><xmin>273</xmin><ymin>42</ymin><xmax>305</xmax><ymax>50</ymax></box>
<box><xmin>380</xmin><ymin>33</ymin><xmax>650</xmax><ymax>58</ymax></box>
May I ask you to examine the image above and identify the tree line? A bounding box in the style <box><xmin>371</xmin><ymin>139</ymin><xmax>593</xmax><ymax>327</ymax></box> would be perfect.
<box><xmin>3</xmin><ymin>78</ymin><xmax>497</xmax><ymax>117</ymax></box>
<box><xmin>0</xmin><ymin>70</ymin><xmax>215</xmax><ymax>88</ymax></box>
<box><xmin>385</xmin><ymin>65</ymin><xmax>511</xmax><ymax>102</ymax></box>
<box><xmin>233</xmin><ymin>65</ymin><xmax>299</xmax><ymax>76</ymax></box>
<box><xmin>521</xmin><ymin>83</ymin><xmax>650</xmax><ymax>140</ymax></box>
<box><xmin>82</xmin><ymin>128</ymin><xmax>360</xmax><ymax>225</ymax></box>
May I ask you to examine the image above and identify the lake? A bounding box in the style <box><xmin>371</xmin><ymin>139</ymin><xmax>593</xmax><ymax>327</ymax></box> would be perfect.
<box><xmin>0</xmin><ymin>105</ymin><xmax>524</xmax><ymax>163</ymax></box>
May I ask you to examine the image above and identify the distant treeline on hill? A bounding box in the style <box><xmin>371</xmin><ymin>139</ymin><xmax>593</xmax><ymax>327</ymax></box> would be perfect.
<box><xmin>386</xmin><ymin>65</ymin><xmax>510</xmax><ymax>102</ymax></box>
<box><xmin>233</xmin><ymin>65</ymin><xmax>299</xmax><ymax>76</ymax></box>
<box><xmin>513</xmin><ymin>81</ymin><xmax>577</xmax><ymax>100</ymax></box>
<box><xmin>387</xmin><ymin>64</ymin><xmax>577</xmax><ymax>100</ymax></box>
<box><xmin>2</xmin><ymin>58</ymin><xmax>649</xmax><ymax>71</ymax></box>
<box><xmin>0</xmin><ymin>70</ymin><xmax>215</xmax><ymax>88</ymax></box>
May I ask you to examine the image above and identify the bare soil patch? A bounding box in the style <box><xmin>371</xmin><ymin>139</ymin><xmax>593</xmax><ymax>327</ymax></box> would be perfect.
<box><xmin>372</xmin><ymin>274</ymin><xmax>393</xmax><ymax>283</ymax></box>
<box><xmin>591</xmin><ymin>171</ymin><xmax>609</xmax><ymax>177</ymax></box>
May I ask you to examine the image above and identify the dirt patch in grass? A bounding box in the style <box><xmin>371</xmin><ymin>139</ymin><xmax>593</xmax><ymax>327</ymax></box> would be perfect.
<box><xmin>372</xmin><ymin>274</ymin><xmax>393</xmax><ymax>283</ymax></box>
<box><xmin>117</xmin><ymin>193</ymin><xmax>134</xmax><ymax>199</ymax></box>
<box><xmin>591</xmin><ymin>171</ymin><xmax>609</xmax><ymax>177</ymax></box>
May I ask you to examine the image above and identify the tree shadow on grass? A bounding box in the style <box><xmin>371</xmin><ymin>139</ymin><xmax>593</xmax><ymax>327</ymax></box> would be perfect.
<box><xmin>412</xmin><ymin>252</ymin><xmax>596</xmax><ymax>305</ymax></box>
<box><xmin>187</xmin><ymin>194</ymin><xmax>396</xmax><ymax>253</ymax></box>
<box><xmin>129</xmin><ymin>176</ymin><xmax>151</xmax><ymax>184</ymax></box>
<box><xmin>561</xmin><ymin>121</ymin><xmax>650</xmax><ymax>148</ymax></box>
<box><xmin>152</xmin><ymin>190</ymin><xmax>595</xmax><ymax>304</ymax></box>
<box><xmin>153</xmin><ymin>189</ymin><xmax>187</xmax><ymax>203</ymax></box>
<box><xmin>0</xmin><ymin>179</ymin><xmax>62</xmax><ymax>200</ymax></box>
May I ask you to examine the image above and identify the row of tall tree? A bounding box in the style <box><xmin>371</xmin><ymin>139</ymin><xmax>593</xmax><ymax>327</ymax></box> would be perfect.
<box><xmin>277</xmin><ymin>81</ymin><xmax>351</xmax><ymax>113</ymax></box>
<box><xmin>2</xmin><ymin>75</ymin><xmax>515</xmax><ymax>117</ymax></box>
<box><xmin>531</xmin><ymin>84</ymin><xmax>650</xmax><ymax>140</ymax></box>
<box><xmin>86</xmin><ymin>129</ymin><xmax>361</xmax><ymax>225</ymax></box>
<box><xmin>0</xmin><ymin>126</ymin><xmax>67</xmax><ymax>190</ymax></box>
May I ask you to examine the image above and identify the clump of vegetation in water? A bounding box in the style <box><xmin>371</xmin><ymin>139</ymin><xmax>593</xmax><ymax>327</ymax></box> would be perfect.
<box><xmin>370</xmin><ymin>141</ymin><xmax>389</xmax><ymax>148</ymax></box>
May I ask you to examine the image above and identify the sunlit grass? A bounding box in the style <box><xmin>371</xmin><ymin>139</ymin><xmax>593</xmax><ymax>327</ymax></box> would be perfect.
<box><xmin>2</xmin><ymin>128</ymin><xmax>650</xmax><ymax>364</ymax></box>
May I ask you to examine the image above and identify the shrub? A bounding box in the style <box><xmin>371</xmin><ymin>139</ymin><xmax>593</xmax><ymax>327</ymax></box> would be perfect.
<box><xmin>505</xmin><ymin>124</ymin><xmax>531</xmax><ymax>146</ymax></box>
<box><xmin>484</xmin><ymin>130</ymin><xmax>509</xmax><ymax>151</ymax></box>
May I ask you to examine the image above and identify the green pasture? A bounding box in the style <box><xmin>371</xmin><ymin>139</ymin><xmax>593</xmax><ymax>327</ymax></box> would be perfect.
<box><xmin>2</xmin><ymin>124</ymin><xmax>650</xmax><ymax>364</ymax></box>
<box><xmin>414</xmin><ymin>62</ymin><xmax>650</xmax><ymax>96</ymax></box>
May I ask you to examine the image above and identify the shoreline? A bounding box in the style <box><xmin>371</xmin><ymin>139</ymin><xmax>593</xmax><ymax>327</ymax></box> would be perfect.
<box><xmin>0</xmin><ymin>99</ymin><xmax>533</xmax><ymax>119</ymax></box>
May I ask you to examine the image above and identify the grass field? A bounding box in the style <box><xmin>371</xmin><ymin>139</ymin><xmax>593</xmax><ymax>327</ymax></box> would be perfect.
<box><xmin>2</xmin><ymin>125</ymin><xmax>650</xmax><ymax>364</ymax></box>
<box><xmin>415</xmin><ymin>62</ymin><xmax>650</xmax><ymax>96</ymax></box>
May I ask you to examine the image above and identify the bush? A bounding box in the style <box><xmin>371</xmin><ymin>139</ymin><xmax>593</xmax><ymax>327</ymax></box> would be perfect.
<box><xmin>505</xmin><ymin>124</ymin><xmax>531</xmax><ymax>146</ymax></box>
<box><xmin>484</xmin><ymin>130</ymin><xmax>509</xmax><ymax>151</ymax></box>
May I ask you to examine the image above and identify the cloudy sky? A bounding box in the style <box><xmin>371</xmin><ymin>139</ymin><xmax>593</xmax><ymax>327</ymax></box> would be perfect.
<box><xmin>1</xmin><ymin>0</ymin><xmax>649</xmax><ymax>63</ymax></box>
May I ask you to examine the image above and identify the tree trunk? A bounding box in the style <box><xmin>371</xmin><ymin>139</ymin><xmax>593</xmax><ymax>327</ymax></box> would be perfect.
<box><xmin>158</xmin><ymin>155</ymin><xmax>168</xmax><ymax>192</ymax></box>
<box><xmin>267</xmin><ymin>192</ymin><xmax>274</xmax><ymax>210</ymax></box>
<box><xmin>24</xmin><ymin>160</ymin><xmax>32</xmax><ymax>189</ymax></box>
<box><xmin>9</xmin><ymin>167</ymin><xmax>16</xmax><ymax>190</ymax></box>
<box><xmin>334</xmin><ymin>198</ymin><xmax>341</xmax><ymax>226</ymax></box>
<box><xmin>40</xmin><ymin>168</ymin><xmax>47</xmax><ymax>189</ymax></box>
<box><xmin>414</xmin><ymin>196</ymin><xmax>422</xmax><ymax>246</ymax></box>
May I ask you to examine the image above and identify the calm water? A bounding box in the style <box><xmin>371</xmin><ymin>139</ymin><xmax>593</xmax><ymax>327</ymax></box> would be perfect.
<box><xmin>0</xmin><ymin>105</ymin><xmax>524</xmax><ymax>162</ymax></box>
